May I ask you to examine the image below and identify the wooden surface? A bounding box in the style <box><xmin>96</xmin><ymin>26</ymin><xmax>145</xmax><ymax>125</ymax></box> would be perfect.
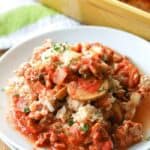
<box><xmin>0</xmin><ymin>51</ymin><xmax>10</xmax><ymax>150</ymax></box>
<box><xmin>41</xmin><ymin>0</ymin><xmax>150</xmax><ymax>40</ymax></box>
<box><xmin>0</xmin><ymin>140</ymin><xmax>10</xmax><ymax>150</ymax></box>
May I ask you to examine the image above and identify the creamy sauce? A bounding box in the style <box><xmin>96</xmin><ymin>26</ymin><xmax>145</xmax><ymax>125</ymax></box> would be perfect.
<box><xmin>133</xmin><ymin>93</ymin><xmax>150</xmax><ymax>138</ymax></box>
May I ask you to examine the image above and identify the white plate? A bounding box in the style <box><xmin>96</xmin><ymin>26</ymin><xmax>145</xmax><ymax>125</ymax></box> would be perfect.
<box><xmin>0</xmin><ymin>26</ymin><xmax>150</xmax><ymax>150</ymax></box>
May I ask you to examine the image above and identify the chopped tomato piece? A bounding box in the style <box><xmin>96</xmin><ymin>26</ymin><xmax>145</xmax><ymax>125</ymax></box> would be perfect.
<box><xmin>78</xmin><ymin>78</ymin><xmax>101</xmax><ymax>93</ymax></box>
<box><xmin>68</xmin><ymin>126</ymin><xmax>85</xmax><ymax>145</ymax></box>
<box><xmin>102</xmin><ymin>140</ymin><xmax>113</xmax><ymax>150</ymax></box>
<box><xmin>71</xmin><ymin>43</ymin><xmax>82</xmax><ymax>52</ymax></box>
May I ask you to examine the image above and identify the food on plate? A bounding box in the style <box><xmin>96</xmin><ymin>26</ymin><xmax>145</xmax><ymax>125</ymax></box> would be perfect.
<box><xmin>5</xmin><ymin>40</ymin><xmax>150</xmax><ymax>149</ymax></box>
<box><xmin>120</xmin><ymin>0</ymin><xmax>150</xmax><ymax>12</ymax></box>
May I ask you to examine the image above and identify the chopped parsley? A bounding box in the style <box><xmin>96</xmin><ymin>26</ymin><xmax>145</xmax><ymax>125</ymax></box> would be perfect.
<box><xmin>24</xmin><ymin>107</ymin><xmax>30</xmax><ymax>114</ymax></box>
<box><xmin>53</xmin><ymin>43</ymin><xmax>61</xmax><ymax>51</ymax></box>
<box><xmin>81</xmin><ymin>124</ymin><xmax>89</xmax><ymax>132</ymax></box>
<box><xmin>53</xmin><ymin>43</ymin><xmax>68</xmax><ymax>53</ymax></box>
<box><xmin>68</xmin><ymin>119</ymin><xmax>74</xmax><ymax>126</ymax></box>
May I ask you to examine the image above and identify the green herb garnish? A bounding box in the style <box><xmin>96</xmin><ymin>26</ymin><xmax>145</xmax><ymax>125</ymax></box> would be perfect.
<box><xmin>68</xmin><ymin>119</ymin><xmax>74</xmax><ymax>126</ymax></box>
<box><xmin>81</xmin><ymin>124</ymin><xmax>89</xmax><ymax>132</ymax></box>
<box><xmin>53</xmin><ymin>43</ymin><xmax>68</xmax><ymax>52</ymax></box>
<box><xmin>24</xmin><ymin>107</ymin><xmax>30</xmax><ymax>114</ymax></box>
<box><xmin>53</xmin><ymin>43</ymin><xmax>61</xmax><ymax>51</ymax></box>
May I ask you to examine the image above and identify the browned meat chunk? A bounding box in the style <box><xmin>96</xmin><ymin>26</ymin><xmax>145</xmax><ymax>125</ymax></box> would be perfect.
<box><xmin>113</xmin><ymin>120</ymin><xmax>143</xmax><ymax>149</ymax></box>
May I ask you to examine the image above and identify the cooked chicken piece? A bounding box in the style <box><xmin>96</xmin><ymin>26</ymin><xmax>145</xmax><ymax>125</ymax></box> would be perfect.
<box><xmin>29</xmin><ymin>101</ymin><xmax>49</xmax><ymax>120</ymax></box>
<box><xmin>122</xmin><ymin>92</ymin><xmax>141</xmax><ymax>120</ymax></box>
<box><xmin>139</xmin><ymin>75</ymin><xmax>150</xmax><ymax>93</ymax></box>
<box><xmin>96</xmin><ymin>94</ymin><xmax>116</xmax><ymax>111</ymax></box>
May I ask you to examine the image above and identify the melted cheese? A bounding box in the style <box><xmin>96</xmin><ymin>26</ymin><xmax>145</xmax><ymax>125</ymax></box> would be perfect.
<box><xmin>61</xmin><ymin>50</ymin><xmax>80</xmax><ymax>66</ymax></box>
<box><xmin>72</xmin><ymin>104</ymin><xmax>103</xmax><ymax>122</ymax></box>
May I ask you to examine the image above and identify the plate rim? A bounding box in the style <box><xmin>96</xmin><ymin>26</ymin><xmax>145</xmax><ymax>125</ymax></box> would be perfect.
<box><xmin>0</xmin><ymin>25</ymin><xmax>150</xmax><ymax>64</ymax></box>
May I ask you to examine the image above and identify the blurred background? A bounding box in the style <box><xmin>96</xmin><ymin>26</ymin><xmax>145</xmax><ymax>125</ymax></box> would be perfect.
<box><xmin>0</xmin><ymin>0</ymin><xmax>150</xmax><ymax>149</ymax></box>
<box><xmin>0</xmin><ymin>0</ymin><xmax>150</xmax><ymax>52</ymax></box>
<box><xmin>0</xmin><ymin>0</ymin><xmax>79</xmax><ymax>51</ymax></box>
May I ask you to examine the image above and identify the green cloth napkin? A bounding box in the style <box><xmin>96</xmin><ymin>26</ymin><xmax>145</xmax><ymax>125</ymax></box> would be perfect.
<box><xmin>0</xmin><ymin>3</ymin><xmax>79</xmax><ymax>49</ymax></box>
<box><xmin>0</xmin><ymin>4</ymin><xmax>57</xmax><ymax>36</ymax></box>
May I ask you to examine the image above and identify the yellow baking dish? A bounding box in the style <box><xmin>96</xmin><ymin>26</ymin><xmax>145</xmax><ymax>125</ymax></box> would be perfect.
<box><xmin>41</xmin><ymin>0</ymin><xmax>150</xmax><ymax>40</ymax></box>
